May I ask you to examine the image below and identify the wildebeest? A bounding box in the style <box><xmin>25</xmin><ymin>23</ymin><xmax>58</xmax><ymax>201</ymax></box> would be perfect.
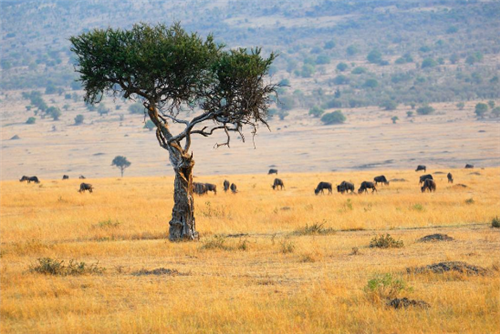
<box><xmin>337</xmin><ymin>181</ymin><xmax>354</xmax><ymax>194</ymax></box>
<box><xmin>78</xmin><ymin>183</ymin><xmax>93</xmax><ymax>193</ymax></box>
<box><xmin>230</xmin><ymin>183</ymin><xmax>238</xmax><ymax>193</ymax></box>
<box><xmin>314</xmin><ymin>182</ymin><xmax>332</xmax><ymax>195</ymax></box>
<box><xmin>415</xmin><ymin>165</ymin><xmax>426</xmax><ymax>172</ymax></box>
<box><xmin>465</xmin><ymin>164</ymin><xmax>474</xmax><ymax>169</ymax></box>
<box><xmin>374</xmin><ymin>175</ymin><xmax>389</xmax><ymax>185</ymax></box>
<box><xmin>193</xmin><ymin>182</ymin><xmax>206</xmax><ymax>195</ymax></box>
<box><xmin>268</xmin><ymin>168</ymin><xmax>278</xmax><ymax>175</ymax></box>
<box><xmin>447</xmin><ymin>173</ymin><xmax>453</xmax><ymax>184</ymax></box>
<box><xmin>419</xmin><ymin>174</ymin><xmax>433</xmax><ymax>184</ymax></box>
<box><xmin>358</xmin><ymin>181</ymin><xmax>377</xmax><ymax>194</ymax></box>
<box><xmin>272</xmin><ymin>178</ymin><xmax>285</xmax><ymax>190</ymax></box>
<box><xmin>204</xmin><ymin>183</ymin><xmax>217</xmax><ymax>195</ymax></box>
<box><xmin>421</xmin><ymin>179</ymin><xmax>436</xmax><ymax>192</ymax></box>
<box><xmin>62</xmin><ymin>175</ymin><xmax>69</xmax><ymax>180</ymax></box>
<box><xmin>19</xmin><ymin>176</ymin><xmax>40</xmax><ymax>183</ymax></box>
<box><xmin>79</xmin><ymin>175</ymin><xmax>86</xmax><ymax>179</ymax></box>
<box><xmin>223</xmin><ymin>180</ymin><xmax>230</xmax><ymax>192</ymax></box>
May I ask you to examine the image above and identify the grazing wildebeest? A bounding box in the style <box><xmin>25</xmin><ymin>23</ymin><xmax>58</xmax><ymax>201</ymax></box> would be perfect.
<box><xmin>415</xmin><ymin>165</ymin><xmax>426</xmax><ymax>172</ymax></box>
<box><xmin>314</xmin><ymin>182</ymin><xmax>332</xmax><ymax>195</ymax></box>
<box><xmin>421</xmin><ymin>179</ymin><xmax>436</xmax><ymax>193</ymax></box>
<box><xmin>268</xmin><ymin>169</ymin><xmax>278</xmax><ymax>175</ymax></box>
<box><xmin>230</xmin><ymin>183</ymin><xmax>238</xmax><ymax>193</ymax></box>
<box><xmin>19</xmin><ymin>176</ymin><xmax>40</xmax><ymax>183</ymax></box>
<box><xmin>62</xmin><ymin>175</ymin><xmax>69</xmax><ymax>180</ymax></box>
<box><xmin>465</xmin><ymin>164</ymin><xmax>474</xmax><ymax>169</ymax></box>
<box><xmin>358</xmin><ymin>181</ymin><xmax>377</xmax><ymax>194</ymax></box>
<box><xmin>337</xmin><ymin>181</ymin><xmax>355</xmax><ymax>194</ymax></box>
<box><xmin>447</xmin><ymin>172</ymin><xmax>453</xmax><ymax>184</ymax></box>
<box><xmin>419</xmin><ymin>174</ymin><xmax>433</xmax><ymax>184</ymax></box>
<box><xmin>204</xmin><ymin>183</ymin><xmax>217</xmax><ymax>195</ymax></box>
<box><xmin>193</xmin><ymin>182</ymin><xmax>207</xmax><ymax>195</ymax></box>
<box><xmin>223</xmin><ymin>180</ymin><xmax>230</xmax><ymax>192</ymax></box>
<box><xmin>79</xmin><ymin>175</ymin><xmax>86</xmax><ymax>179</ymax></box>
<box><xmin>78</xmin><ymin>183</ymin><xmax>93</xmax><ymax>193</ymax></box>
<box><xmin>374</xmin><ymin>175</ymin><xmax>389</xmax><ymax>186</ymax></box>
<box><xmin>272</xmin><ymin>178</ymin><xmax>285</xmax><ymax>190</ymax></box>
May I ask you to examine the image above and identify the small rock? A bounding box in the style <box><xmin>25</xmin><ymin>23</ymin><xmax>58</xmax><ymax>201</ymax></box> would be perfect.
<box><xmin>10</xmin><ymin>135</ymin><xmax>20</xmax><ymax>140</ymax></box>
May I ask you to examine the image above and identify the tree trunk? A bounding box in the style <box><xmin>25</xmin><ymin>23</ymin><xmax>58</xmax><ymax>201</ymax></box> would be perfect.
<box><xmin>168</xmin><ymin>152</ymin><xmax>198</xmax><ymax>241</ymax></box>
<box><xmin>120</xmin><ymin>168</ymin><xmax>124</xmax><ymax>177</ymax></box>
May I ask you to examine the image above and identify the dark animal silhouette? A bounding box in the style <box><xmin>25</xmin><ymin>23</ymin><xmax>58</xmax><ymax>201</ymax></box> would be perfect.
<box><xmin>465</xmin><ymin>164</ymin><xmax>474</xmax><ymax>169</ymax></box>
<box><xmin>272</xmin><ymin>178</ymin><xmax>285</xmax><ymax>190</ymax></box>
<box><xmin>374</xmin><ymin>175</ymin><xmax>389</xmax><ymax>185</ymax></box>
<box><xmin>447</xmin><ymin>173</ymin><xmax>453</xmax><ymax>184</ymax></box>
<box><xmin>79</xmin><ymin>175</ymin><xmax>86</xmax><ymax>179</ymax></box>
<box><xmin>193</xmin><ymin>182</ymin><xmax>207</xmax><ymax>195</ymax></box>
<box><xmin>62</xmin><ymin>175</ymin><xmax>69</xmax><ymax>180</ymax></box>
<box><xmin>358</xmin><ymin>181</ymin><xmax>377</xmax><ymax>194</ymax></box>
<box><xmin>223</xmin><ymin>180</ymin><xmax>230</xmax><ymax>192</ymax></box>
<box><xmin>19</xmin><ymin>176</ymin><xmax>40</xmax><ymax>183</ymax></box>
<box><xmin>268</xmin><ymin>169</ymin><xmax>278</xmax><ymax>175</ymax></box>
<box><xmin>78</xmin><ymin>183</ymin><xmax>93</xmax><ymax>193</ymax></box>
<box><xmin>421</xmin><ymin>179</ymin><xmax>436</xmax><ymax>193</ymax></box>
<box><xmin>337</xmin><ymin>181</ymin><xmax>355</xmax><ymax>194</ymax></box>
<box><xmin>204</xmin><ymin>183</ymin><xmax>217</xmax><ymax>195</ymax></box>
<box><xmin>419</xmin><ymin>174</ymin><xmax>433</xmax><ymax>184</ymax></box>
<box><xmin>315</xmin><ymin>182</ymin><xmax>332</xmax><ymax>195</ymax></box>
<box><xmin>230</xmin><ymin>183</ymin><xmax>238</xmax><ymax>193</ymax></box>
<box><xmin>415</xmin><ymin>165</ymin><xmax>426</xmax><ymax>172</ymax></box>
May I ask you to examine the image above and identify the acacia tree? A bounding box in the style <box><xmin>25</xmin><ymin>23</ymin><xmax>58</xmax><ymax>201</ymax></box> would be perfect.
<box><xmin>70</xmin><ymin>23</ymin><xmax>276</xmax><ymax>241</ymax></box>
<box><xmin>112</xmin><ymin>156</ymin><xmax>131</xmax><ymax>177</ymax></box>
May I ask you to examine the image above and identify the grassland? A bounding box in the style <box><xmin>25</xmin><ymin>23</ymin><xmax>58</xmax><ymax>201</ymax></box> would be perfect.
<box><xmin>1</xmin><ymin>168</ymin><xmax>499</xmax><ymax>333</ymax></box>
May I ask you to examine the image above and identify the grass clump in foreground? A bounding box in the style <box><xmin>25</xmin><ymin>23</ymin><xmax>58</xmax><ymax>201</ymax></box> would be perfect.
<box><xmin>364</xmin><ymin>273</ymin><xmax>412</xmax><ymax>303</ymax></box>
<box><xmin>294</xmin><ymin>221</ymin><xmax>336</xmax><ymax>236</ymax></box>
<box><xmin>370</xmin><ymin>234</ymin><xmax>404</xmax><ymax>248</ymax></box>
<box><xmin>492</xmin><ymin>216</ymin><xmax>500</xmax><ymax>228</ymax></box>
<box><xmin>29</xmin><ymin>257</ymin><xmax>105</xmax><ymax>276</ymax></box>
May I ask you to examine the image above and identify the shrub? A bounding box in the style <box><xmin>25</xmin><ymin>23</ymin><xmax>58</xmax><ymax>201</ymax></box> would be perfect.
<box><xmin>74</xmin><ymin>114</ymin><xmax>84</xmax><ymax>125</ymax></box>
<box><xmin>321</xmin><ymin>110</ymin><xmax>346</xmax><ymax>125</ymax></box>
<box><xmin>128</xmin><ymin>102</ymin><xmax>146</xmax><ymax>114</ymax></box>
<box><xmin>364</xmin><ymin>273</ymin><xmax>412</xmax><ymax>303</ymax></box>
<box><xmin>491</xmin><ymin>107</ymin><xmax>500</xmax><ymax>118</ymax></box>
<box><xmin>407</xmin><ymin>111</ymin><xmax>414</xmax><ymax>117</ymax></box>
<box><xmin>29</xmin><ymin>257</ymin><xmax>104</xmax><ymax>276</ymax></box>
<box><xmin>144</xmin><ymin>120</ymin><xmax>155</xmax><ymax>131</ymax></box>
<box><xmin>280</xmin><ymin>238</ymin><xmax>295</xmax><ymax>254</ymax></box>
<box><xmin>474</xmin><ymin>103</ymin><xmax>488</xmax><ymax>118</ymax></box>
<box><xmin>351</xmin><ymin>67</ymin><xmax>367</xmax><ymax>75</ymax></box>
<box><xmin>333</xmin><ymin>74</ymin><xmax>349</xmax><ymax>85</ymax></box>
<box><xmin>492</xmin><ymin>217</ymin><xmax>500</xmax><ymax>228</ymax></box>
<box><xmin>363</xmin><ymin>78</ymin><xmax>378</xmax><ymax>89</ymax></box>
<box><xmin>26</xmin><ymin>117</ymin><xmax>36</xmax><ymax>124</ymax></box>
<box><xmin>294</xmin><ymin>221</ymin><xmax>336</xmax><ymax>236</ymax></box>
<box><xmin>380</xmin><ymin>100</ymin><xmax>398</xmax><ymax>111</ymax></box>
<box><xmin>421</xmin><ymin>58</ymin><xmax>438</xmax><ymax>68</ymax></box>
<box><xmin>456</xmin><ymin>102</ymin><xmax>465</xmax><ymax>110</ymax></box>
<box><xmin>324</xmin><ymin>99</ymin><xmax>342</xmax><ymax>108</ymax></box>
<box><xmin>417</xmin><ymin>105</ymin><xmax>435</xmax><ymax>115</ymax></box>
<box><xmin>369</xmin><ymin>234</ymin><xmax>404</xmax><ymax>248</ymax></box>
<box><xmin>309</xmin><ymin>106</ymin><xmax>325</xmax><ymax>118</ymax></box>
<box><xmin>391</xmin><ymin>116</ymin><xmax>399</xmax><ymax>124</ymax></box>
<box><xmin>336</xmin><ymin>62</ymin><xmax>348</xmax><ymax>72</ymax></box>
<box><xmin>200</xmin><ymin>235</ymin><xmax>230</xmax><ymax>250</ymax></box>
<box><xmin>367</xmin><ymin>50</ymin><xmax>382</xmax><ymax>64</ymax></box>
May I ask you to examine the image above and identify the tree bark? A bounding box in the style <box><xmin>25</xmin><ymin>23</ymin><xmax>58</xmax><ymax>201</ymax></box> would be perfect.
<box><xmin>168</xmin><ymin>150</ymin><xmax>198</xmax><ymax>241</ymax></box>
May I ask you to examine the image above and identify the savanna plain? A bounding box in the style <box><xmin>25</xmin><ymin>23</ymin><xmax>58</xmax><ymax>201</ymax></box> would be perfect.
<box><xmin>1</xmin><ymin>168</ymin><xmax>499</xmax><ymax>333</ymax></box>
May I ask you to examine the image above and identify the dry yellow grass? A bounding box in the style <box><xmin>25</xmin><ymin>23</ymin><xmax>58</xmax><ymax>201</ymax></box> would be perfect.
<box><xmin>1</xmin><ymin>168</ymin><xmax>499</xmax><ymax>333</ymax></box>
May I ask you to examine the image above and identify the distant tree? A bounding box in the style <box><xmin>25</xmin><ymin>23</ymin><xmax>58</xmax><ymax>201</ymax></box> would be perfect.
<box><xmin>456</xmin><ymin>102</ymin><xmax>465</xmax><ymax>110</ymax></box>
<box><xmin>351</xmin><ymin>67</ymin><xmax>367</xmax><ymax>75</ymax></box>
<box><xmin>333</xmin><ymin>75</ymin><xmax>349</xmax><ymax>85</ymax></box>
<box><xmin>363</xmin><ymin>78</ymin><xmax>378</xmax><ymax>89</ymax></box>
<box><xmin>45</xmin><ymin>83</ymin><xmax>57</xmax><ymax>95</ymax></box>
<box><xmin>491</xmin><ymin>107</ymin><xmax>500</xmax><ymax>118</ymax></box>
<box><xmin>410</xmin><ymin>103</ymin><xmax>416</xmax><ymax>109</ymax></box>
<box><xmin>26</xmin><ymin>117</ymin><xmax>36</xmax><ymax>124</ymax></box>
<box><xmin>46</xmin><ymin>106</ymin><xmax>62</xmax><ymax>120</ymax></box>
<box><xmin>391</xmin><ymin>116</ymin><xmax>399</xmax><ymax>124</ymax></box>
<box><xmin>144</xmin><ymin>119</ymin><xmax>155</xmax><ymax>131</ymax></box>
<box><xmin>446</xmin><ymin>26</ymin><xmax>458</xmax><ymax>34</ymax></box>
<box><xmin>86</xmin><ymin>102</ymin><xmax>96</xmax><ymax>112</ymax></box>
<box><xmin>63</xmin><ymin>104</ymin><xmax>70</xmax><ymax>111</ymax></box>
<box><xmin>324</xmin><ymin>99</ymin><xmax>342</xmax><ymax>109</ymax></box>
<box><xmin>380</xmin><ymin>100</ymin><xmax>398</xmax><ymax>111</ymax></box>
<box><xmin>315</xmin><ymin>55</ymin><xmax>330</xmax><ymax>65</ymax></box>
<box><xmin>321</xmin><ymin>110</ymin><xmax>346</xmax><ymax>125</ymax></box>
<box><xmin>324</xmin><ymin>40</ymin><xmax>336</xmax><ymax>49</ymax></box>
<box><xmin>421</xmin><ymin>58</ymin><xmax>438</xmax><ymax>69</ymax></box>
<box><xmin>449</xmin><ymin>54</ymin><xmax>460</xmax><ymax>64</ymax></box>
<box><xmin>346</xmin><ymin>45</ymin><xmax>358</xmax><ymax>56</ymax></box>
<box><xmin>474</xmin><ymin>103</ymin><xmax>488</xmax><ymax>118</ymax></box>
<box><xmin>70</xmin><ymin>81</ymin><xmax>81</xmax><ymax>90</ymax></box>
<box><xmin>25</xmin><ymin>106</ymin><xmax>32</xmax><ymax>111</ymax></box>
<box><xmin>419</xmin><ymin>45</ymin><xmax>431</xmax><ymax>53</ymax></box>
<box><xmin>278</xmin><ymin>110</ymin><xmax>289</xmax><ymax>120</ymax></box>
<box><xmin>278</xmin><ymin>79</ymin><xmax>290</xmax><ymax>87</ymax></box>
<box><xmin>487</xmin><ymin>100</ymin><xmax>495</xmax><ymax>109</ymax></box>
<box><xmin>336</xmin><ymin>62</ymin><xmax>348</xmax><ymax>72</ymax></box>
<box><xmin>367</xmin><ymin>50</ymin><xmax>382</xmax><ymax>64</ymax></box>
<box><xmin>128</xmin><ymin>102</ymin><xmax>146</xmax><ymax>114</ymax></box>
<box><xmin>97</xmin><ymin>104</ymin><xmax>110</xmax><ymax>116</ymax></box>
<box><xmin>309</xmin><ymin>106</ymin><xmax>325</xmax><ymax>118</ymax></box>
<box><xmin>417</xmin><ymin>105</ymin><xmax>435</xmax><ymax>115</ymax></box>
<box><xmin>64</xmin><ymin>93</ymin><xmax>72</xmax><ymax>100</ymax></box>
<box><xmin>406</xmin><ymin>111</ymin><xmax>413</xmax><ymax>117</ymax></box>
<box><xmin>74</xmin><ymin>114</ymin><xmax>84</xmax><ymax>125</ymax></box>
<box><xmin>334</xmin><ymin>88</ymin><xmax>341</xmax><ymax>98</ymax></box>
<box><xmin>112</xmin><ymin>155</ymin><xmax>131</xmax><ymax>177</ymax></box>
<box><xmin>279</xmin><ymin>96</ymin><xmax>295</xmax><ymax>111</ymax></box>
<box><xmin>301</xmin><ymin>64</ymin><xmax>315</xmax><ymax>77</ymax></box>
